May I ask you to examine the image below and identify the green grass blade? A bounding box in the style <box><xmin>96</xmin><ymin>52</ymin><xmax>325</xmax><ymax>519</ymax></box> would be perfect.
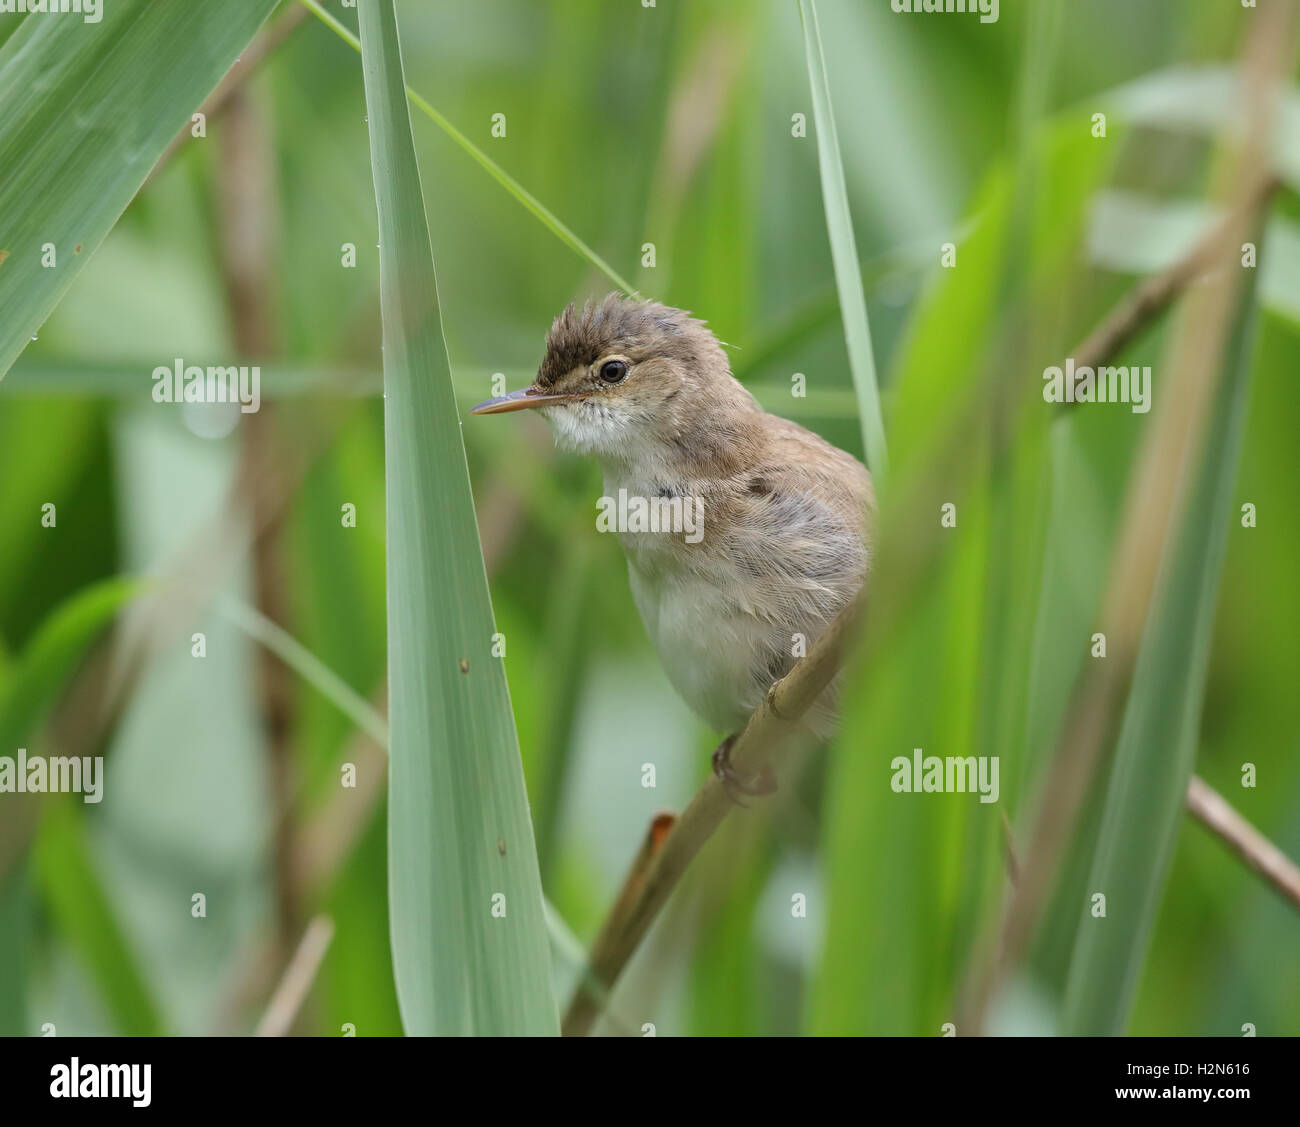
<box><xmin>217</xmin><ymin>594</ymin><xmax>591</xmax><ymax>988</ymax></box>
<box><xmin>0</xmin><ymin>577</ymin><xmax>149</xmax><ymax>1035</ymax></box>
<box><xmin>358</xmin><ymin>0</ymin><xmax>557</xmax><ymax>1035</ymax></box>
<box><xmin>0</xmin><ymin>0</ymin><xmax>279</xmax><ymax>381</ymax></box>
<box><xmin>0</xmin><ymin>576</ymin><xmax>142</xmax><ymax>755</ymax></box>
<box><xmin>0</xmin><ymin>358</ymin><xmax>865</xmax><ymax>419</ymax></box>
<box><xmin>808</xmin><ymin>112</ymin><xmax>1116</xmax><ymax>1036</ymax></box>
<box><xmin>0</xmin><ymin>577</ymin><xmax>143</xmax><ymax>890</ymax></box>
<box><xmin>33</xmin><ymin>802</ymin><xmax>165</xmax><ymax>1036</ymax></box>
<box><xmin>301</xmin><ymin>0</ymin><xmax>635</xmax><ymax>296</ymax></box>
<box><xmin>797</xmin><ymin>0</ymin><xmax>888</xmax><ymax>481</ymax></box>
<box><xmin>1062</xmin><ymin>264</ymin><xmax>1261</xmax><ymax>1036</ymax></box>
<box><xmin>217</xmin><ymin>597</ymin><xmax>389</xmax><ymax>746</ymax></box>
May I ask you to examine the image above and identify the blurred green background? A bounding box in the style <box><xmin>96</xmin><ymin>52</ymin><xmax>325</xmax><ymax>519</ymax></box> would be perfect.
<box><xmin>1</xmin><ymin>0</ymin><xmax>1297</xmax><ymax>1036</ymax></box>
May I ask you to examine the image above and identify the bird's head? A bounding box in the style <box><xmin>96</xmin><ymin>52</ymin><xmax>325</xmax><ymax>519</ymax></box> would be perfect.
<box><xmin>472</xmin><ymin>293</ymin><xmax>753</xmax><ymax>464</ymax></box>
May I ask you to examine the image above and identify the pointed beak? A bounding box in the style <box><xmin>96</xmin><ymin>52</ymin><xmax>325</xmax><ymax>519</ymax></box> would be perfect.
<box><xmin>470</xmin><ymin>387</ymin><xmax>579</xmax><ymax>415</ymax></box>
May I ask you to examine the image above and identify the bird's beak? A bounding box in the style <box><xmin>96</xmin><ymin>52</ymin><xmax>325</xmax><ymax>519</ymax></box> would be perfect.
<box><xmin>470</xmin><ymin>387</ymin><xmax>579</xmax><ymax>415</ymax></box>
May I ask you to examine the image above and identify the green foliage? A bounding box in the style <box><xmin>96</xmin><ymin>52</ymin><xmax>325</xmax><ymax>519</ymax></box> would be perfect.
<box><xmin>1063</xmin><ymin>255</ymin><xmax>1261</xmax><ymax>1035</ymax></box>
<box><xmin>797</xmin><ymin>0</ymin><xmax>888</xmax><ymax>480</ymax></box>
<box><xmin>0</xmin><ymin>578</ymin><xmax>144</xmax><ymax>1034</ymax></box>
<box><xmin>1</xmin><ymin>0</ymin><xmax>1296</xmax><ymax>1039</ymax></box>
<box><xmin>357</xmin><ymin>0</ymin><xmax>556</xmax><ymax>1035</ymax></box>
<box><xmin>0</xmin><ymin>0</ymin><xmax>279</xmax><ymax>379</ymax></box>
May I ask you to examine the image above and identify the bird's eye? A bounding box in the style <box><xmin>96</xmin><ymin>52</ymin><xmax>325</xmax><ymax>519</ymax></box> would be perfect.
<box><xmin>599</xmin><ymin>359</ymin><xmax>628</xmax><ymax>385</ymax></box>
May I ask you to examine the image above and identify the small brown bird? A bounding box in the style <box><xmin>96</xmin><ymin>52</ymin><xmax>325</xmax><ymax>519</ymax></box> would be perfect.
<box><xmin>473</xmin><ymin>294</ymin><xmax>874</xmax><ymax>798</ymax></box>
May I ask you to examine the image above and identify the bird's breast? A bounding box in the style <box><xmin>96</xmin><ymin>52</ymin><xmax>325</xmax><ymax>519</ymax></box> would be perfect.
<box><xmin>624</xmin><ymin>549</ymin><xmax>774</xmax><ymax>734</ymax></box>
<box><xmin>601</xmin><ymin>465</ymin><xmax>866</xmax><ymax>735</ymax></box>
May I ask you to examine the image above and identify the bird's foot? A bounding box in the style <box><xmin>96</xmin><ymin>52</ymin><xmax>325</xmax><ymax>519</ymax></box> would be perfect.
<box><xmin>711</xmin><ymin>734</ymin><xmax>777</xmax><ymax>807</ymax></box>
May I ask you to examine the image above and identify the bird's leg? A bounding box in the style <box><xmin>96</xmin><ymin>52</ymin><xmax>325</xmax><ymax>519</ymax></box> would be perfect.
<box><xmin>711</xmin><ymin>734</ymin><xmax>778</xmax><ymax>807</ymax></box>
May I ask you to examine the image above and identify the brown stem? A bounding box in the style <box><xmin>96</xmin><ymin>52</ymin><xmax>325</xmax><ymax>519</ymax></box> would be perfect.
<box><xmin>561</xmin><ymin>812</ymin><xmax>677</xmax><ymax>1036</ymax></box>
<box><xmin>560</xmin><ymin>595</ymin><xmax>864</xmax><ymax>1036</ymax></box>
<box><xmin>1187</xmin><ymin>776</ymin><xmax>1300</xmax><ymax>913</ymax></box>
<box><xmin>253</xmin><ymin>916</ymin><xmax>336</xmax><ymax>1037</ymax></box>
<box><xmin>999</xmin><ymin>808</ymin><xmax>1021</xmax><ymax>889</ymax></box>
<box><xmin>212</xmin><ymin>81</ymin><xmax>301</xmax><ymax>984</ymax></box>
<box><xmin>1062</xmin><ymin>172</ymin><xmax>1280</xmax><ymax>400</ymax></box>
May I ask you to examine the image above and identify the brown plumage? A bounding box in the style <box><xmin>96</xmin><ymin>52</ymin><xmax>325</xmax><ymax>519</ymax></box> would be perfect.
<box><xmin>474</xmin><ymin>293</ymin><xmax>874</xmax><ymax>749</ymax></box>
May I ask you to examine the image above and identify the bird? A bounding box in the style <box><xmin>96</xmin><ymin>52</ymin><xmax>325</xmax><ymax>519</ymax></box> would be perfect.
<box><xmin>472</xmin><ymin>293</ymin><xmax>874</xmax><ymax>801</ymax></box>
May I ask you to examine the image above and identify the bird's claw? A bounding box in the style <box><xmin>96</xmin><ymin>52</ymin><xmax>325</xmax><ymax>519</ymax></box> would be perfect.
<box><xmin>711</xmin><ymin>734</ymin><xmax>777</xmax><ymax>807</ymax></box>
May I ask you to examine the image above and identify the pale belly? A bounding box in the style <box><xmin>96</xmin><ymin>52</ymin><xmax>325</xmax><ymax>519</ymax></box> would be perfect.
<box><xmin>625</xmin><ymin>552</ymin><xmax>775</xmax><ymax>735</ymax></box>
<box><xmin>606</xmin><ymin>464</ymin><xmax>865</xmax><ymax>738</ymax></box>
